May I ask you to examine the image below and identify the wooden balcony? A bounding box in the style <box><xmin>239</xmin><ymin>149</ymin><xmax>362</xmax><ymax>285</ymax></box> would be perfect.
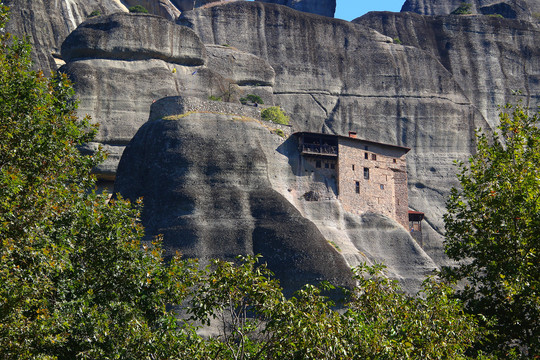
<box><xmin>300</xmin><ymin>144</ymin><xmax>338</xmax><ymax>157</ymax></box>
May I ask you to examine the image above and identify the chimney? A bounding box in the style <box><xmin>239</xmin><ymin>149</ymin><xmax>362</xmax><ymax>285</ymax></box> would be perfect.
<box><xmin>348</xmin><ymin>131</ymin><xmax>357</xmax><ymax>138</ymax></box>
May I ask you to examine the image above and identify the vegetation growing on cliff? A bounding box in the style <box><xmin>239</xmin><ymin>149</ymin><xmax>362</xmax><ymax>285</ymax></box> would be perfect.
<box><xmin>452</xmin><ymin>3</ymin><xmax>473</xmax><ymax>15</ymax></box>
<box><xmin>443</xmin><ymin>102</ymin><xmax>540</xmax><ymax>358</ymax></box>
<box><xmin>128</xmin><ymin>5</ymin><xmax>148</xmax><ymax>14</ymax></box>
<box><xmin>261</xmin><ymin>106</ymin><xmax>290</xmax><ymax>125</ymax></box>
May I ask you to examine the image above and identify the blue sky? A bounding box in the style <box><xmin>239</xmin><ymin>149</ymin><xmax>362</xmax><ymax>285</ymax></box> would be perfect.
<box><xmin>246</xmin><ymin>1</ymin><xmax>406</xmax><ymax>21</ymax></box>
<box><xmin>335</xmin><ymin>0</ymin><xmax>405</xmax><ymax>21</ymax></box>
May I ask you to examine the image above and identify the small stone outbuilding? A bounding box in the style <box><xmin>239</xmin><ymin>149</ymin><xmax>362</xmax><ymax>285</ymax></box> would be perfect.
<box><xmin>295</xmin><ymin>131</ymin><xmax>411</xmax><ymax>229</ymax></box>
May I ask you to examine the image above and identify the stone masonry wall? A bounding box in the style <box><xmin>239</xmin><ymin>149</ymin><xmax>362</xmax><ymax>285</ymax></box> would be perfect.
<box><xmin>393</xmin><ymin>169</ymin><xmax>410</xmax><ymax>229</ymax></box>
<box><xmin>337</xmin><ymin>137</ymin><xmax>408</xmax><ymax>228</ymax></box>
<box><xmin>297</xmin><ymin>155</ymin><xmax>338</xmax><ymax>200</ymax></box>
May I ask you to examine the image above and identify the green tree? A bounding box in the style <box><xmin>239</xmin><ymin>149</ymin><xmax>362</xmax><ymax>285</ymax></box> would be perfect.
<box><xmin>443</xmin><ymin>102</ymin><xmax>540</xmax><ymax>357</ymax></box>
<box><xmin>261</xmin><ymin>106</ymin><xmax>290</xmax><ymax>125</ymax></box>
<box><xmin>189</xmin><ymin>258</ymin><xmax>485</xmax><ymax>360</ymax></box>
<box><xmin>342</xmin><ymin>264</ymin><xmax>486</xmax><ymax>359</ymax></box>
<box><xmin>128</xmin><ymin>5</ymin><xmax>149</xmax><ymax>14</ymax></box>
<box><xmin>451</xmin><ymin>2</ymin><xmax>473</xmax><ymax>15</ymax></box>
<box><xmin>0</xmin><ymin>6</ymin><xmax>200</xmax><ymax>358</ymax></box>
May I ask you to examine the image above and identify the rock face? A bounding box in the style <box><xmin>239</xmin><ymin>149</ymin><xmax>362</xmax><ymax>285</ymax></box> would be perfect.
<box><xmin>178</xmin><ymin>1</ymin><xmax>490</xmax><ymax>263</ymax></box>
<box><xmin>60</xmin><ymin>13</ymin><xmax>275</xmax><ymax>180</ymax></box>
<box><xmin>62</xmin><ymin>13</ymin><xmax>206</xmax><ymax>65</ymax></box>
<box><xmin>115</xmin><ymin>97</ymin><xmax>355</xmax><ymax>295</ymax></box>
<box><xmin>205</xmin><ymin>45</ymin><xmax>275</xmax><ymax>87</ymax></box>
<box><xmin>401</xmin><ymin>0</ymin><xmax>540</xmax><ymax>21</ymax></box>
<box><xmin>123</xmin><ymin>0</ymin><xmax>180</xmax><ymax>21</ymax></box>
<box><xmin>256</xmin><ymin>0</ymin><xmax>336</xmax><ymax>17</ymax></box>
<box><xmin>60</xmin><ymin>13</ymin><xmax>216</xmax><ymax>179</ymax></box>
<box><xmin>3</xmin><ymin>0</ymin><xmax>127</xmax><ymax>73</ymax></box>
<box><xmin>170</xmin><ymin>0</ymin><xmax>224</xmax><ymax>12</ymax></box>
<box><xmin>354</xmin><ymin>12</ymin><xmax>540</xmax><ymax>129</ymax></box>
<box><xmin>115</xmin><ymin>96</ymin><xmax>438</xmax><ymax>294</ymax></box>
<box><xmin>205</xmin><ymin>44</ymin><xmax>276</xmax><ymax>104</ymax></box>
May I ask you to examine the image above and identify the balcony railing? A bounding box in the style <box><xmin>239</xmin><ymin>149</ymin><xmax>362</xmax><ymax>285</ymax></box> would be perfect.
<box><xmin>301</xmin><ymin>144</ymin><xmax>338</xmax><ymax>156</ymax></box>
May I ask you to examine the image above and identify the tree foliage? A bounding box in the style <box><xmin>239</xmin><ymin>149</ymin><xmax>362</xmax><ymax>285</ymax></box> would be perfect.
<box><xmin>451</xmin><ymin>2</ymin><xmax>473</xmax><ymax>15</ymax></box>
<box><xmin>183</xmin><ymin>258</ymin><xmax>485</xmax><ymax>360</ymax></box>
<box><xmin>261</xmin><ymin>106</ymin><xmax>290</xmax><ymax>125</ymax></box>
<box><xmin>443</xmin><ymin>102</ymin><xmax>540</xmax><ymax>358</ymax></box>
<box><xmin>0</xmin><ymin>6</ymin><xmax>199</xmax><ymax>358</ymax></box>
<box><xmin>128</xmin><ymin>5</ymin><xmax>149</xmax><ymax>14</ymax></box>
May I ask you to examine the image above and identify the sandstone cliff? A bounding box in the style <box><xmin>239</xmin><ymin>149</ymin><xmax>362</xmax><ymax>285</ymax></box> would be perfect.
<box><xmin>355</xmin><ymin>12</ymin><xmax>540</xmax><ymax>129</ymax></box>
<box><xmin>60</xmin><ymin>12</ymin><xmax>274</xmax><ymax>180</ymax></box>
<box><xmin>4</xmin><ymin>0</ymin><xmax>127</xmax><ymax>73</ymax></box>
<box><xmin>6</xmin><ymin>0</ymin><xmax>540</xmax><ymax>292</ymax></box>
<box><xmin>256</xmin><ymin>0</ymin><xmax>336</xmax><ymax>17</ymax></box>
<box><xmin>114</xmin><ymin>97</ymin><xmax>438</xmax><ymax>294</ymax></box>
<box><xmin>401</xmin><ymin>0</ymin><xmax>540</xmax><ymax>20</ymax></box>
<box><xmin>178</xmin><ymin>1</ymin><xmax>491</xmax><ymax>263</ymax></box>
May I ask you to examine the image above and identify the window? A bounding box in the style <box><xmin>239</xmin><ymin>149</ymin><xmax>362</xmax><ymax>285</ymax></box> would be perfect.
<box><xmin>325</xmin><ymin>163</ymin><xmax>329</xmax><ymax>169</ymax></box>
<box><xmin>364</xmin><ymin>167</ymin><xmax>370</xmax><ymax>180</ymax></box>
<box><xmin>316</xmin><ymin>160</ymin><xmax>321</xmax><ymax>168</ymax></box>
<box><xmin>364</xmin><ymin>153</ymin><xmax>368</xmax><ymax>159</ymax></box>
<box><xmin>393</xmin><ymin>159</ymin><xmax>397</xmax><ymax>163</ymax></box>
<box><xmin>372</xmin><ymin>154</ymin><xmax>377</xmax><ymax>161</ymax></box>
<box><xmin>364</xmin><ymin>146</ymin><xmax>369</xmax><ymax>150</ymax></box>
<box><xmin>355</xmin><ymin>181</ymin><xmax>360</xmax><ymax>193</ymax></box>
<box><xmin>380</xmin><ymin>184</ymin><xmax>384</xmax><ymax>190</ymax></box>
<box><xmin>352</xmin><ymin>164</ymin><xmax>355</xmax><ymax>171</ymax></box>
<box><xmin>331</xmin><ymin>163</ymin><xmax>335</xmax><ymax>169</ymax></box>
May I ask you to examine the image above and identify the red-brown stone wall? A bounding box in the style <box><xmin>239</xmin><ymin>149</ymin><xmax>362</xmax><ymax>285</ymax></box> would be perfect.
<box><xmin>337</xmin><ymin>138</ymin><xmax>408</xmax><ymax>228</ymax></box>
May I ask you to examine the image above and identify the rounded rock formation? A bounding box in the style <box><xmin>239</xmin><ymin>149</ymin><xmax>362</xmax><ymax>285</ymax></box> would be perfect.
<box><xmin>115</xmin><ymin>98</ymin><xmax>355</xmax><ymax>295</ymax></box>
<box><xmin>62</xmin><ymin>13</ymin><xmax>206</xmax><ymax>65</ymax></box>
<box><xmin>401</xmin><ymin>0</ymin><xmax>538</xmax><ymax>21</ymax></box>
<box><xmin>256</xmin><ymin>0</ymin><xmax>336</xmax><ymax>17</ymax></box>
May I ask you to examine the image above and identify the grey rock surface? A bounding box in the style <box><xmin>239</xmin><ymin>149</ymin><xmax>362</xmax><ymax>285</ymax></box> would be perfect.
<box><xmin>355</xmin><ymin>12</ymin><xmax>540</xmax><ymax>129</ymax></box>
<box><xmin>205</xmin><ymin>45</ymin><xmax>275</xmax><ymax>87</ymax></box>
<box><xmin>61</xmin><ymin>13</ymin><xmax>206</xmax><ymax>65</ymax></box>
<box><xmin>61</xmin><ymin>57</ymin><xmax>227</xmax><ymax>174</ymax></box>
<box><xmin>122</xmin><ymin>0</ymin><xmax>181</xmax><ymax>20</ymax></box>
<box><xmin>170</xmin><ymin>0</ymin><xmax>224</xmax><ymax>12</ymax></box>
<box><xmin>3</xmin><ymin>0</ymin><xmax>128</xmax><ymax>74</ymax></box>
<box><xmin>60</xmin><ymin>13</ymin><xmax>277</xmax><ymax>177</ymax></box>
<box><xmin>178</xmin><ymin>1</ymin><xmax>490</xmax><ymax>263</ymax></box>
<box><xmin>401</xmin><ymin>0</ymin><xmax>540</xmax><ymax>20</ymax></box>
<box><xmin>205</xmin><ymin>44</ymin><xmax>276</xmax><ymax>104</ymax></box>
<box><xmin>115</xmin><ymin>100</ymin><xmax>355</xmax><ymax>295</ymax></box>
<box><xmin>4</xmin><ymin>0</ymin><xmax>187</xmax><ymax>73</ymax></box>
<box><xmin>255</xmin><ymin>0</ymin><xmax>336</xmax><ymax>17</ymax></box>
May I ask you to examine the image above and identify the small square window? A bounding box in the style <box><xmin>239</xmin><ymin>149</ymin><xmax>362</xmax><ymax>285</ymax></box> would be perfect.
<box><xmin>393</xmin><ymin>159</ymin><xmax>397</xmax><ymax>163</ymax></box>
<box><xmin>331</xmin><ymin>163</ymin><xmax>335</xmax><ymax>169</ymax></box>
<box><xmin>355</xmin><ymin>181</ymin><xmax>360</xmax><ymax>193</ymax></box>
<box><xmin>316</xmin><ymin>160</ymin><xmax>321</xmax><ymax>168</ymax></box>
<box><xmin>364</xmin><ymin>167</ymin><xmax>370</xmax><ymax>180</ymax></box>
<box><xmin>364</xmin><ymin>153</ymin><xmax>368</xmax><ymax>159</ymax></box>
<box><xmin>372</xmin><ymin>154</ymin><xmax>377</xmax><ymax>161</ymax></box>
<box><xmin>380</xmin><ymin>184</ymin><xmax>384</xmax><ymax>190</ymax></box>
<box><xmin>325</xmin><ymin>163</ymin><xmax>329</xmax><ymax>169</ymax></box>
